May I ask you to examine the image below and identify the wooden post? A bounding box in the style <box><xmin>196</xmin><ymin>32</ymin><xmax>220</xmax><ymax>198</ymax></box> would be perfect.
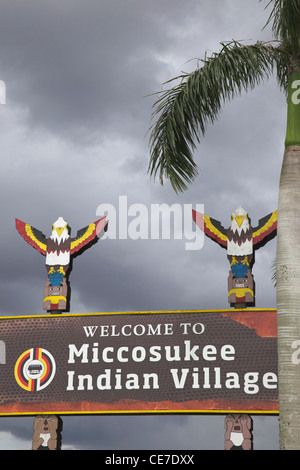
<box><xmin>224</xmin><ymin>414</ymin><xmax>253</xmax><ymax>450</ymax></box>
<box><xmin>32</xmin><ymin>415</ymin><xmax>62</xmax><ymax>450</ymax></box>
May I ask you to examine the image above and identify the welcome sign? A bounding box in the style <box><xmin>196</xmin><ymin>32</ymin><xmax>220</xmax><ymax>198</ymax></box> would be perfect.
<box><xmin>0</xmin><ymin>309</ymin><xmax>278</xmax><ymax>416</ymax></box>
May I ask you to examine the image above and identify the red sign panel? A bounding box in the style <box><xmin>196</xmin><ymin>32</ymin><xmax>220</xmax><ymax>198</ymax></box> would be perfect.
<box><xmin>0</xmin><ymin>309</ymin><xmax>278</xmax><ymax>416</ymax></box>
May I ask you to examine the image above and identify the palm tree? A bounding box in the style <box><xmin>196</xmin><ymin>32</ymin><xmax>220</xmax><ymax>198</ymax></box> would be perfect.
<box><xmin>148</xmin><ymin>0</ymin><xmax>300</xmax><ymax>450</ymax></box>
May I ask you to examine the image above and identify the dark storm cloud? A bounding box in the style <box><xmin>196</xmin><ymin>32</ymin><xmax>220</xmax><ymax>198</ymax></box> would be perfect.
<box><xmin>0</xmin><ymin>0</ymin><xmax>276</xmax><ymax>143</ymax></box>
<box><xmin>0</xmin><ymin>0</ymin><xmax>205</xmax><ymax>143</ymax></box>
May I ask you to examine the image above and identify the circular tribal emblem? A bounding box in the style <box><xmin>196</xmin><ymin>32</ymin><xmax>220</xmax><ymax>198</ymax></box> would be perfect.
<box><xmin>14</xmin><ymin>348</ymin><xmax>56</xmax><ymax>392</ymax></box>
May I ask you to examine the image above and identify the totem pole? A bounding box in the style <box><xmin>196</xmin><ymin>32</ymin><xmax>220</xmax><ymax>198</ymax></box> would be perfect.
<box><xmin>15</xmin><ymin>216</ymin><xmax>107</xmax><ymax>312</ymax></box>
<box><xmin>224</xmin><ymin>414</ymin><xmax>253</xmax><ymax>450</ymax></box>
<box><xmin>32</xmin><ymin>415</ymin><xmax>62</xmax><ymax>450</ymax></box>
<box><xmin>193</xmin><ymin>206</ymin><xmax>277</xmax><ymax>307</ymax></box>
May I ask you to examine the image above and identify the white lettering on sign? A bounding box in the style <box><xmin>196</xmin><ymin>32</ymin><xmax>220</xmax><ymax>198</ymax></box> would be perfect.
<box><xmin>67</xmin><ymin>341</ymin><xmax>236</xmax><ymax>365</ymax></box>
<box><xmin>66</xmin><ymin>366</ymin><xmax>277</xmax><ymax>394</ymax></box>
<box><xmin>65</xmin><ymin>332</ymin><xmax>278</xmax><ymax>394</ymax></box>
<box><xmin>180</xmin><ymin>322</ymin><xmax>205</xmax><ymax>334</ymax></box>
<box><xmin>83</xmin><ymin>322</ymin><xmax>207</xmax><ymax>338</ymax></box>
<box><xmin>291</xmin><ymin>80</ymin><xmax>300</xmax><ymax>105</ymax></box>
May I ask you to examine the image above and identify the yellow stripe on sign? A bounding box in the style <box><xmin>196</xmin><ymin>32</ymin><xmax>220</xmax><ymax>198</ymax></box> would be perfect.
<box><xmin>38</xmin><ymin>348</ymin><xmax>49</xmax><ymax>383</ymax></box>
<box><xmin>14</xmin><ymin>349</ymin><xmax>31</xmax><ymax>391</ymax></box>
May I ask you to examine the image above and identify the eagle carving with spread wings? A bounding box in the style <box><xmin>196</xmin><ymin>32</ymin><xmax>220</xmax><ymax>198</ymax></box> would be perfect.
<box><xmin>192</xmin><ymin>206</ymin><xmax>277</xmax><ymax>307</ymax></box>
<box><xmin>16</xmin><ymin>216</ymin><xmax>108</xmax><ymax>312</ymax></box>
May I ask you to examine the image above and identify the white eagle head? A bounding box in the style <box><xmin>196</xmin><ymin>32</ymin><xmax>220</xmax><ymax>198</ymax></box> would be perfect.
<box><xmin>230</xmin><ymin>206</ymin><xmax>250</xmax><ymax>234</ymax></box>
<box><xmin>50</xmin><ymin>217</ymin><xmax>70</xmax><ymax>243</ymax></box>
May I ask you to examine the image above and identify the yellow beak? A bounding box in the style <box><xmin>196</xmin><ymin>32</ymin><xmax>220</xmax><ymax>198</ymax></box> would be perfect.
<box><xmin>55</xmin><ymin>227</ymin><xmax>64</xmax><ymax>237</ymax></box>
<box><xmin>235</xmin><ymin>215</ymin><xmax>244</xmax><ymax>227</ymax></box>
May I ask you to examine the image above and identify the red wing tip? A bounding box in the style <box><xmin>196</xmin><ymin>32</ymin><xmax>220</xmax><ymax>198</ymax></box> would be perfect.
<box><xmin>95</xmin><ymin>217</ymin><xmax>107</xmax><ymax>235</ymax></box>
<box><xmin>15</xmin><ymin>218</ymin><xmax>24</xmax><ymax>230</ymax></box>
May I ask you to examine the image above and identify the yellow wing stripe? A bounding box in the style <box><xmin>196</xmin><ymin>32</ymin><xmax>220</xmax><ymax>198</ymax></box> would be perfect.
<box><xmin>252</xmin><ymin>210</ymin><xmax>278</xmax><ymax>239</ymax></box>
<box><xmin>25</xmin><ymin>224</ymin><xmax>47</xmax><ymax>252</ymax></box>
<box><xmin>204</xmin><ymin>215</ymin><xmax>227</xmax><ymax>242</ymax></box>
<box><xmin>70</xmin><ymin>223</ymin><xmax>96</xmax><ymax>251</ymax></box>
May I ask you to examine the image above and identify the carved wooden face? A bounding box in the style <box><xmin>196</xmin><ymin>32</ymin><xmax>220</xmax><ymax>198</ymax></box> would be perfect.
<box><xmin>33</xmin><ymin>415</ymin><xmax>58</xmax><ymax>435</ymax></box>
<box><xmin>232</xmin><ymin>277</ymin><xmax>249</xmax><ymax>288</ymax></box>
<box><xmin>231</xmin><ymin>414</ymin><xmax>243</xmax><ymax>432</ymax></box>
<box><xmin>48</xmin><ymin>285</ymin><xmax>64</xmax><ymax>296</ymax></box>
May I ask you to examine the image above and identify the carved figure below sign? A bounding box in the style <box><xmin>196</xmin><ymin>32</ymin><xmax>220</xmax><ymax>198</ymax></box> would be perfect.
<box><xmin>192</xmin><ymin>207</ymin><xmax>277</xmax><ymax>307</ymax></box>
<box><xmin>16</xmin><ymin>216</ymin><xmax>107</xmax><ymax>312</ymax></box>
<box><xmin>224</xmin><ymin>414</ymin><xmax>253</xmax><ymax>450</ymax></box>
<box><xmin>32</xmin><ymin>415</ymin><xmax>61</xmax><ymax>450</ymax></box>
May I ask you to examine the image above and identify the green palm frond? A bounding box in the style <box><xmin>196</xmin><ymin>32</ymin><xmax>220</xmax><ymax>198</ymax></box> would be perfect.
<box><xmin>148</xmin><ymin>40</ymin><xmax>287</xmax><ymax>193</ymax></box>
<box><xmin>263</xmin><ymin>0</ymin><xmax>300</xmax><ymax>51</ymax></box>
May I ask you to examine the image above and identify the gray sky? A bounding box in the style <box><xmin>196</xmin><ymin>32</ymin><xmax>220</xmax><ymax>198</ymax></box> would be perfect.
<box><xmin>0</xmin><ymin>0</ymin><xmax>283</xmax><ymax>449</ymax></box>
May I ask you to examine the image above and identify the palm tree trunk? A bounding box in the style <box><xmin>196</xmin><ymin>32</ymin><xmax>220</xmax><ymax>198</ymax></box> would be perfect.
<box><xmin>277</xmin><ymin>68</ymin><xmax>300</xmax><ymax>449</ymax></box>
<box><xmin>277</xmin><ymin>145</ymin><xmax>300</xmax><ymax>449</ymax></box>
